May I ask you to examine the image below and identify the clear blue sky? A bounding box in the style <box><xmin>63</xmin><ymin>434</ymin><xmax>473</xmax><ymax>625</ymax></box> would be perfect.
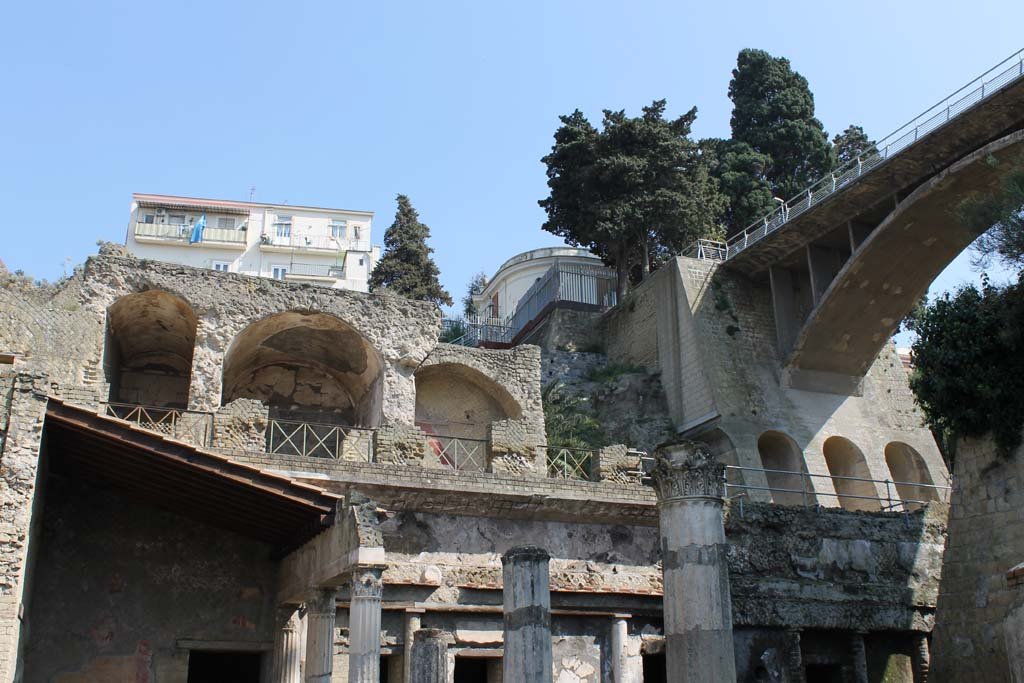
<box><xmin>2</xmin><ymin>0</ymin><xmax>1021</xmax><ymax>323</ymax></box>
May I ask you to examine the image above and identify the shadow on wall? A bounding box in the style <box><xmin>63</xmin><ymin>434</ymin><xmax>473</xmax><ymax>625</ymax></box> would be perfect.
<box><xmin>414</xmin><ymin>363</ymin><xmax>522</xmax><ymax>442</ymax></box>
<box><xmin>221</xmin><ymin>310</ymin><xmax>384</xmax><ymax>427</ymax></box>
<box><xmin>103</xmin><ymin>290</ymin><xmax>198</xmax><ymax>408</ymax></box>
<box><xmin>822</xmin><ymin>436</ymin><xmax>882</xmax><ymax>512</ymax></box>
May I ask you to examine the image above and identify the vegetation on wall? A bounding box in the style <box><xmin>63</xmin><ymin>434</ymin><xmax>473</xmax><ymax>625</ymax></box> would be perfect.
<box><xmin>542</xmin><ymin>382</ymin><xmax>606</xmax><ymax>450</ymax></box>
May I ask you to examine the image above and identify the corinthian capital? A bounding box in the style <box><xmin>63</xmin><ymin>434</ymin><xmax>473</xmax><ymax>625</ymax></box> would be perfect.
<box><xmin>650</xmin><ymin>440</ymin><xmax>727</xmax><ymax>501</ymax></box>
<box><xmin>351</xmin><ymin>568</ymin><xmax>384</xmax><ymax>600</ymax></box>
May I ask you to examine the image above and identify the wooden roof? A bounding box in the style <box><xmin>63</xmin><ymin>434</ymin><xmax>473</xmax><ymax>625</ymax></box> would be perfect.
<box><xmin>44</xmin><ymin>400</ymin><xmax>342</xmax><ymax>552</ymax></box>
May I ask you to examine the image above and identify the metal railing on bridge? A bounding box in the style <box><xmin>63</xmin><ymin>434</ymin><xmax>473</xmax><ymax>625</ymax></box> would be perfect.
<box><xmin>689</xmin><ymin>47</ymin><xmax>1024</xmax><ymax>263</ymax></box>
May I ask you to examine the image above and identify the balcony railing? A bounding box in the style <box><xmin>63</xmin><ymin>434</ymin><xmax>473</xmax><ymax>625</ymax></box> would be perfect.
<box><xmin>287</xmin><ymin>263</ymin><xmax>346</xmax><ymax>279</ymax></box>
<box><xmin>545</xmin><ymin>446</ymin><xmax>596</xmax><ymax>481</ymax></box>
<box><xmin>103</xmin><ymin>402</ymin><xmax>213</xmax><ymax>447</ymax></box>
<box><xmin>261</xmin><ymin>233</ymin><xmax>371</xmax><ymax>252</ymax></box>
<box><xmin>266</xmin><ymin>418</ymin><xmax>374</xmax><ymax>461</ymax></box>
<box><xmin>134</xmin><ymin>222</ymin><xmax>247</xmax><ymax>245</ymax></box>
<box><xmin>426</xmin><ymin>434</ymin><xmax>490</xmax><ymax>471</ymax></box>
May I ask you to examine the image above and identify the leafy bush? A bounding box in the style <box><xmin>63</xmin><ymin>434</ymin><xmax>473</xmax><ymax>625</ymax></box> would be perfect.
<box><xmin>542</xmin><ymin>382</ymin><xmax>606</xmax><ymax>450</ymax></box>
<box><xmin>584</xmin><ymin>363</ymin><xmax>645</xmax><ymax>383</ymax></box>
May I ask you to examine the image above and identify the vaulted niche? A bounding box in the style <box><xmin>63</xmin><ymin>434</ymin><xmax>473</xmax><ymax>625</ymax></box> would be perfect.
<box><xmin>822</xmin><ymin>436</ymin><xmax>880</xmax><ymax>512</ymax></box>
<box><xmin>414</xmin><ymin>363</ymin><xmax>522</xmax><ymax>441</ymax></box>
<box><xmin>221</xmin><ymin>311</ymin><xmax>383</xmax><ymax>427</ymax></box>
<box><xmin>885</xmin><ymin>441</ymin><xmax>939</xmax><ymax>509</ymax></box>
<box><xmin>757</xmin><ymin>430</ymin><xmax>814</xmax><ymax>506</ymax></box>
<box><xmin>104</xmin><ymin>290</ymin><xmax>198</xmax><ymax>408</ymax></box>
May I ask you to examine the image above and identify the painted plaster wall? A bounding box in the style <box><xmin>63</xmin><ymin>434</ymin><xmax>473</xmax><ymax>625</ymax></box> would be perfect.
<box><xmin>22</xmin><ymin>474</ymin><xmax>278</xmax><ymax>683</ymax></box>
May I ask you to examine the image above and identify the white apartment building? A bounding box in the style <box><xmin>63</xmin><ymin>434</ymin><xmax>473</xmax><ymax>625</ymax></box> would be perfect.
<box><xmin>124</xmin><ymin>193</ymin><xmax>380</xmax><ymax>291</ymax></box>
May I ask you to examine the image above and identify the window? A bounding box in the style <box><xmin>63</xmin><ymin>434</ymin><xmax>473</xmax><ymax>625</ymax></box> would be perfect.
<box><xmin>353</xmin><ymin>226</ymin><xmax>362</xmax><ymax>240</ymax></box>
<box><xmin>143</xmin><ymin>214</ymin><xmax>156</xmax><ymax>224</ymax></box>
<box><xmin>212</xmin><ymin>261</ymin><xmax>231</xmax><ymax>272</ymax></box>
<box><xmin>168</xmin><ymin>214</ymin><xmax>186</xmax><ymax>225</ymax></box>
<box><xmin>217</xmin><ymin>217</ymin><xmax>235</xmax><ymax>229</ymax></box>
<box><xmin>330</xmin><ymin>219</ymin><xmax>347</xmax><ymax>239</ymax></box>
<box><xmin>358</xmin><ymin>257</ymin><xmax>364</xmax><ymax>266</ymax></box>
<box><xmin>271</xmin><ymin>265</ymin><xmax>288</xmax><ymax>280</ymax></box>
<box><xmin>274</xmin><ymin>216</ymin><xmax>292</xmax><ymax>238</ymax></box>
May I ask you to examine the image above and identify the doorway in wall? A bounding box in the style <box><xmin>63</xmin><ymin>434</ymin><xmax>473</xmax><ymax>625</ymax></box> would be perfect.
<box><xmin>805</xmin><ymin>663</ymin><xmax>844</xmax><ymax>682</ymax></box>
<box><xmin>642</xmin><ymin>652</ymin><xmax>667</xmax><ymax>683</ymax></box>
<box><xmin>454</xmin><ymin>655</ymin><xmax>502</xmax><ymax>682</ymax></box>
<box><xmin>186</xmin><ymin>651</ymin><xmax>262</xmax><ymax>683</ymax></box>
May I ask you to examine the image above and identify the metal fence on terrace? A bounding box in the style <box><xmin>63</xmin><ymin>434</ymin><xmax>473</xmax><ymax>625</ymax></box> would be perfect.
<box><xmin>509</xmin><ymin>263</ymin><xmax>618</xmax><ymax>338</ymax></box>
<box><xmin>104</xmin><ymin>402</ymin><xmax>213</xmax><ymax>447</ymax></box>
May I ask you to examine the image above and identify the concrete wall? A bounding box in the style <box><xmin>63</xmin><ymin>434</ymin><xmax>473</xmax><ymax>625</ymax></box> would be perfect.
<box><xmin>931</xmin><ymin>431</ymin><xmax>1024</xmax><ymax>681</ymax></box>
<box><xmin>603</xmin><ymin>256</ymin><xmax>949</xmax><ymax>510</ymax></box>
<box><xmin>22</xmin><ymin>474</ymin><xmax>279</xmax><ymax>683</ymax></box>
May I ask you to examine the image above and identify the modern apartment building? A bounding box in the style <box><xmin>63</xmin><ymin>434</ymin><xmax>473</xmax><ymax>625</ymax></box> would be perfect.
<box><xmin>124</xmin><ymin>193</ymin><xmax>380</xmax><ymax>291</ymax></box>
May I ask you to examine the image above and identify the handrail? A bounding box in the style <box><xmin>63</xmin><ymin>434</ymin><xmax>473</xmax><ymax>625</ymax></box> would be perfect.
<box><xmin>689</xmin><ymin>47</ymin><xmax>1024</xmax><ymax>262</ymax></box>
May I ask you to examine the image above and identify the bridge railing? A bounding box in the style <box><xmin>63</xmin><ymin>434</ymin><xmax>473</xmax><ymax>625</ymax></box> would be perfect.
<box><xmin>690</xmin><ymin>47</ymin><xmax>1024</xmax><ymax>262</ymax></box>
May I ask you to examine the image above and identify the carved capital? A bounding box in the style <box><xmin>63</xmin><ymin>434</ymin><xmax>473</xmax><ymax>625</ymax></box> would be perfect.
<box><xmin>650</xmin><ymin>440</ymin><xmax>726</xmax><ymax>501</ymax></box>
<box><xmin>351</xmin><ymin>568</ymin><xmax>384</xmax><ymax>600</ymax></box>
<box><xmin>277</xmin><ymin>604</ymin><xmax>302</xmax><ymax>633</ymax></box>
<box><xmin>305</xmin><ymin>588</ymin><xmax>338</xmax><ymax>618</ymax></box>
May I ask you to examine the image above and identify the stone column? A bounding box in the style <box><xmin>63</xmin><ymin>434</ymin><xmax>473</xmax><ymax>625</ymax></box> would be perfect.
<box><xmin>650</xmin><ymin>440</ymin><xmax>736</xmax><ymax>683</ymax></box>
<box><xmin>402</xmin><ymin>609</ymin><xmax>425</xmax><ymax>683</ymax></box>
<box><xmin>410</xmin><ymin>628</ymin><xmax>447</xmax><ymax>683</ymax></box>
<box><xmin>786</xmin><ymin>629</ymin><xmax>805</xmax><ymax>683</ymax></box>
<box><xmin>272</xmin><ymin>605</ymin><xmax>302</xmax><ymax>683</ymax></box>
<box><xmin>609</xmin><ymin>616</ymin><xmax>628</xmax><ymax>683</ymax></box>
<box><xmin>304</xmin><ymin>589</ymin><xmax>338</xmax><ymax>683</ymax></box>
<box><xmin>348</xmin><ymin>568</ymin><xmax>384</xmax><ymax>683</ymax></box>
<box><xmin>912</xmin><ymin>632</ymin><xmax>930</xmax><ymax>682</ymax></box>
<box><xmin>502</xmin><ymin>546</ymin><xmax>553</xmax><ymax>683</ymax></box>
<box><xmin>851</xmin><ymin>631</ymin><xmax>868</xmax><ymax>683</ymax></box>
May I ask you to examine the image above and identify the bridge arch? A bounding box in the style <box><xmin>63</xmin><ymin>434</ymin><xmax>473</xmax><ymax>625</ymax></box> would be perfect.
<box><xmin>885</xmin><ymin>441</ymin><xmax>940</xmax><ymax>507</ymax></box>
<box><xmin>221</xmin><ymin>310</ymin><xmax>384</xmax><ymax>427</ymax></box>
<box><xmin>782</xmin><ymin>130</ymin><xmax>1024</xmax><ymax>386</ymax></box>
<box><xmin>822</xmin><ymin>436</ymin><xmax>880</xmax><ymax>511</ymax></box>
<box><xmin>104</xmin><ymin>290</ymin><xmax>197</xmax><ymax>408</ymax></box>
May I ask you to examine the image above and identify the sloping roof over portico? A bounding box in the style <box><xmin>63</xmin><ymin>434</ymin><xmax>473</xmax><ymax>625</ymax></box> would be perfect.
<box><xmin>44</xmin><ymin>400</ymin><xmax>342</xmax><ymax>551</ymax></box>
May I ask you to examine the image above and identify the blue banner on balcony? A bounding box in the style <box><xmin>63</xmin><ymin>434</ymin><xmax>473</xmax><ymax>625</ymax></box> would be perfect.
<box><xmin>189</xmin><ymin>214</ymin><xmax>206</xmax><ymax>244</ymax></box>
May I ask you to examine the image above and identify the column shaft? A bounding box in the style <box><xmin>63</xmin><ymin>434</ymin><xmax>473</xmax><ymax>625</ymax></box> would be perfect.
<box><xmin>610</xmin><ymin>618</ymin><xmax>627</xmax><ymax>683</ymax></box>
<box><xmin>651</xmin><ymin>441</ymin><xmax>736</xmax><ymax>683</ymax></box>
<box><xmin>912</xmin><ymin>632</ymin><xmax>930</xmax><ymax>683</ymax></box>
<box><xmin>304</xmin><ymin>590</ymin><xmax>337</xmax><ymax>683</ymax></box>
<box><xmin>272</xmin><ymin>605</ymin><xmax>302</xmax><ymax>683</ymax></box>
<box><xmin>502</xmin><ymin>546</ymin><xmax>552</xmax><ymax>683</ymax></box>
<box><xmin>410</xmin><ymin>628</ymin><xmax>447</xmax><ymax>683</ymax></box>
<box><xmin>851</xmin><ymin>632</ymin><xmax>868</xmax><ymax>683</ymax></box>
<box><xmin>402</xmin><ymin>610</ymin><xmax>424</xmax><ymax>683</ymax></box>
<box><xmin>348</xmin><ymin>568</ymin><xmax>383</xmax><ymax>683</ymax></box>
<box><xmin>787</xmin><ymin>629</ymin><xmax>805</xmax><ymax>683</ymax></box>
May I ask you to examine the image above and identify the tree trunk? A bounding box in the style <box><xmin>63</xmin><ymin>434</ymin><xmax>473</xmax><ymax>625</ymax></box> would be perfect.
<box><xmin>614</xmin><ymin>243</ymin><xmax>630</xmax><ymax>300</ymax></box>
<box><xmin>640</xmin><ymin>233</ymin><xmax>651</xmax><ymax>279</ymax></box>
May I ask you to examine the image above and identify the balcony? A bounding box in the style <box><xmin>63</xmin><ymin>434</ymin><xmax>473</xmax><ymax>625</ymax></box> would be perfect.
<box><xmin>259</xmin><ymin>233</ymin><xmax>371</xmax><ymax>253</ymax></box>
<box><xmin>134</xmin><ymin>222</ymin><xmax>247</xmax><ymax>247</ymax></box>
<box><xmin>285</xmin><ymin>263</ymin><xmax>346</xmax><ymax>281</ymax></box>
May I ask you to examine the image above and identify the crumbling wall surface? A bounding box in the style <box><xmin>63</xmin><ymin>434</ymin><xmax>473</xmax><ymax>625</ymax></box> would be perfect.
<box><xmin>0</xmin><ymin>371</ymin><xmax>49</xmax><ymax>683</ymax></box>
<box><xmin>931</xmin><ymin>431</ymin><xmax>1024</xmax><ymax>682</ymax></box>
<box><xmin>23</xmin><ymin>473</ymin><xmax>278</xmax><ymax>683</ymax></box>
<box><xmin>518</xmin><ymin>307</ymin><xmax>604</xmax><ymax>353</ymax></box>
<box><xmin>726</xmin><ymin>501</ymin><xmax>947</xmax><ymax>631</ymax></box>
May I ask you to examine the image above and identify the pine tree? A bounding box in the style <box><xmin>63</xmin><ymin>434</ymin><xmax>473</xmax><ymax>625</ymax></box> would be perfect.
<box><xmin>832</xmin><ymin>125</ymin><xmax>878</xmax><ymax>167</ymax></box>
<box><xmin>704</xmin><ymin>138</ymin><xmax>775</xmax><ymax>236</ymax></box>
<box><xmin>368</xmin><ymin>195</ymin><xmax>452</xmax><ymax>306</ymax></box>
<box><xmin>729</xmin><ymin>49</ymin><xmax>835</xmax><ymax>201</ymax></box>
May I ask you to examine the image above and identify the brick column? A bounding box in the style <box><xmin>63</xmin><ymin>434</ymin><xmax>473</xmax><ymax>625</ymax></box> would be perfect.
<box><xmin>348</xmin><ymin>568</ymin><xmax>383</xmax><ymax>683</ymax></box>
<box><xmin>851</xmin><ymin>631</ymin><xmax>868</xmax><ymax>683</ymax></box>
<box><xmin>304</xmin><ymin>589</ymin><xmax>337</xmax><ymax>683</ymax></box>
<box><xmin>502</xmin><ymin>546</ymin><xmax>552</xmax><ymax>683</ymax></box>
<box><xmin>650</xmin><ymin>440</ymin><xmax>736</xmax><ymax>683</ymax></box>
<box><xmin>912</xmin><ymin>632</ymin><xmax>930</xmax><ymax>682</ymax></box>
<box><xmin>409</xmin><ymin>628</ymin><xmax>447</xmax><ymax>683</ymax></box>
<box><xmin>272</xmin><ymin>605</ymin><xmax>302</xmax><ymax>683</ymax></box>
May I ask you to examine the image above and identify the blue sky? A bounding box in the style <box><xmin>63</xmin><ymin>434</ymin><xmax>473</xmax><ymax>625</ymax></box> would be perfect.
<box><xmin>1</xmin><ymin>0</ymin><xmax>1021</xmax><ymax>329</ymax></box>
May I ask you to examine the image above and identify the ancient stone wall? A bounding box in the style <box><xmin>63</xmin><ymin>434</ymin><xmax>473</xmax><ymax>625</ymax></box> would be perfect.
<box><xmin>931</xmin><ymin>430</ymin><xmax>1024</xmax><ymax>681</ymax></box>
<box><xmin>22</xmin><ymin>474</ymin><xmax>279</xmax><ymax>682</ymax></box>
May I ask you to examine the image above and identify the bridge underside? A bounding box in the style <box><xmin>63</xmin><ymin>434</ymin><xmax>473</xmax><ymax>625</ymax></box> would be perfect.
<box><xmin>774</xmin><ymin>130</ymin><xmax>1024</xmax><ymax>393</ymax></box>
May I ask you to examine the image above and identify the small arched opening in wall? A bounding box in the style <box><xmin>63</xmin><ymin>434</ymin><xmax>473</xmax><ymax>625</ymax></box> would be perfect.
<box><xmin>414</xmin><ymin>363</ymin><xmax>522</xmax><ymax>441</ymax></box>
<box><xmin>221</xmin><ymin>311</ymin><xmax>384</xmax><ymax>428</ymax></box>
<box><xmin>822</xmin><ymin>436</ymin><xmax>881</xmax><ymax>512</ymax></box>
<box><xmin>756</xmin><ymin>430</ymin><xmax>814</xmax><ymax>506</ymax></box>
<box><xmin>103</xmin><ymin>290</ymin><xmax>198</xmax><ymax>408</ymax></box>
<box><xmin>885</xmin><ymin>441</ymin><xmax>939</xmax><ymax>509</ymax></box>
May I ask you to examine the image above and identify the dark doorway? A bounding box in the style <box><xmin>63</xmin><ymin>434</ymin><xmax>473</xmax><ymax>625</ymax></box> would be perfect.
<box><xmin>380</xmin><ymin>654</ymin><xmax>391</xmax><ymax>682</ymax></box>
<box><xmin>454</xmin><ymin>656</ymin><xmax>490</xmax><ymax>682</ymax></box>
<box><xmin>805</xmin><ymin>663</ymin><xmax>843</xmax><ymax>682</ymax></box>
<box><xmin>187</xmin><ymin>651</ymin><xmax>261</xmax><ymax>683</ymax></box>
<box><xmin>642</xmin><ymin>652</ymin><xmax>667</xmax><ymax>683</ymax></box>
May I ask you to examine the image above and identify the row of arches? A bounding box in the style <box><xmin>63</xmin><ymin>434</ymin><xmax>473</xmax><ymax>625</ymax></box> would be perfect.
<box><xmin>753</xmin><ymin>431</ymin><xmax>940</xmax><ymax>511</ymax></box>
<box><xmin>103</xmin><ymin>290</ymin><xmax>520</xmax><ymax>432</ymax></box>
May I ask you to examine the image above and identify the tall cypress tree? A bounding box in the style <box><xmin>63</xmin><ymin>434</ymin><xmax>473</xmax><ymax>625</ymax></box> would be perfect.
<box><xmin>728</xmin><ymin>49</ymin><xmax>835</xmax><ymax>202</ymax></box>
<box><xmin>368</xmin><ymin>195</ymin><xmax>452</xmax><ymax>306</ymax></box>
<box><xmin>832</xmin><ymin>124</ymin><xmax>877</xmax><ymax>167</ymax></box>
